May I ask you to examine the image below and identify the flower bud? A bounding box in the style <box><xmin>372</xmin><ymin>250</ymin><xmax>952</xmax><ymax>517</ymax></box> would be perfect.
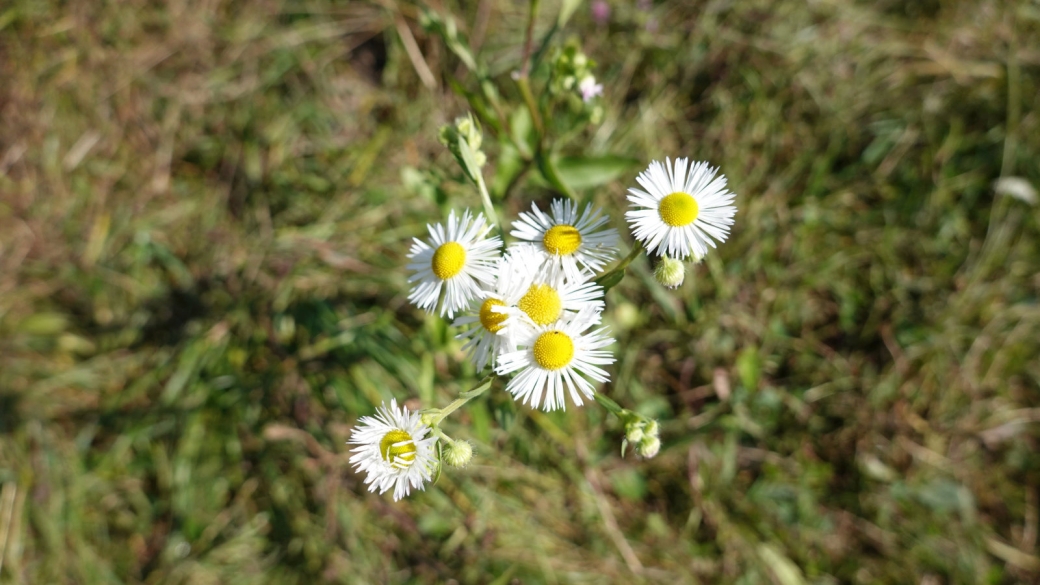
<box><xmin>625</xmin><ymin>426</ymin><xmax>644</xmax><ymax>444</ymax></box>
<box><xmin>644</xmin><ymin>419</ymin><xmax>658</xmax><ymax>437</ymax></box>
<box><xmin>420</xmin><ymin>411</ymin><xmax>438</xmax><ymax>427</ymax></box>
<box><xmin>443</xmin><ymin>440</ymin><xmax>473</xmax><ymax>468</ymax></box>
<box><xmin>438</xmin><ymin>113</ymin><xmax>486</xmax><ymax>184</ymax></box>
<box><xmin>654</xmin><ymin>256</ymin><xmax>685</xmax><ymax>289</ymax></box>
<box><xmin>455</xmin><ymin>115</ymin><xmax>482</xmax><ymax>151</ymax></box>
<box><xmin>636</xmin><ymin>436</ymin><xmax>661</xmax><ymax>459</ymax></box>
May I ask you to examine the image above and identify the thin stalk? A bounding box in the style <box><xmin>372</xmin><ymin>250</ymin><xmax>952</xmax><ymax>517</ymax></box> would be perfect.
<box><xmin>516</xmin><ymin>0</ymin><xmax>545</xmax><ymax>140</ymax></box>
<box><xmin>474</xmin><ymin>169</ymin><xmax>500</xmax><ymax>233</ymax></box>
<box><xmin>519</xmin><ymin>0</ymin><xmax>540</xmax><ymax>77</ymax></box>
<box><xmin>431</xmin><ymin>426</ymin><xmax>456</xmax><ymax>445</ymax></box>
<box><xmin>594</xmin><ymin>393</ymin><xmax>626</xmax><ymax>418</ymax></box>
<box><xmin>516</xmin><ymin>76</ymin><xmax>545</xmax><ymax>139</ymax></box>
<box><xmin>595</xmin><ymin>240</ymin><xmax>645</xmax><ymax>289</ymax></box>
<box><xmin>429</xmin><ymin>374</ymin><xmax>495</xmax><ymax>426</ymax></box>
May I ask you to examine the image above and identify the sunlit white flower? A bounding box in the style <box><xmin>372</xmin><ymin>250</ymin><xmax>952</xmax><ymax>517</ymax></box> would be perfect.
<box><xmin>496</xmin><ymin>306</ymin><xmax>615</xmax><ymax>411</ymax></box>
<box><xmin>498</xmin><ymin>257</ymin><xmax>605</xmax><ymax>328</ymax></box>
<box><xmin>453</xmin><ymin>246</ymin><xmax>539</xmax><ymax>371</ymax></box>
<box><xmin>407</xmin><ymin>210</ymin><xmax>502</xmax><ymax>319</ymax></box>
<box><xmin>349</xmin><ymin>399</ymin><xmax>438</xmax><ymax>501</ymax></box>
<box><xmin>511</xmin><ymin>199</ymin><xmax>619</xmax><ymax>283</ymax></box>
<box><xmin>626</xmin><ymin>158</ymin><xmax>737</xmax><ymax>258</ymax></box>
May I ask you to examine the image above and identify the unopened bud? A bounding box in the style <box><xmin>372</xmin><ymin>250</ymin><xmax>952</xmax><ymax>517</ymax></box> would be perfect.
<box><xmin>437</xmin><ymin>113</ymin><xmax>486</xmax><ymax>184</ymax></box>
<box><xmin>654</xmin><ymin>256</ymin><xmax>685</xmax><ymax>289</ymax></box>
<box><xmin>443</xmin><ymin>440</ymin><xmax>473</xmax><ymax>468</ymax></box>
<box><xmin>636</xmin><ymin>436</ymin><xmax>661</xmax><ymax>459</ymax></box>
<box><xmin>625</xmin><ymin>426</ymin><xmax>644</xmax><ymax>444</ymax></box>
<box><xmin>455</xmin><ymin>115</ymin><xmax>482</xmax><ymax>151</ymax></box>
<box><xmin>644</xmin><ymin>419</ymin><xmax>658</xmax><ymax>437</ymax></box>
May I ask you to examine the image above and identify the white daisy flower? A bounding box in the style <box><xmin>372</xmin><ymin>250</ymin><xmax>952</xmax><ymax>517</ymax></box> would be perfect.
<box><xmin>510</xmin><ymin>199</ymin><xmax>619</xmax><ymax>284</ymax></box>
<box><xmin>453</xmin><ymin>246</ymin><xmax>539</xmax><ymax>371</ymax></box>
<box><xmin>496</xmin><ymin>306</ymin><xmax>615</xmax><ymax>411</ymax></box>
<box><xmin>500</xmin><ymin>260</ymin><xmax>605</xmax><ymax>328</ymax></box>
<box><xmin>626</xmin><ymin>158</ymin><xmax>737</xmax><ymax>258</ymax></box>
<box><xmin>349</xmin><ymin>399</ymin><xmax>438</xmax><ymax>501</ymax></box>
<box><xmin>407</xmin><ymin>209</ymin><xmax>502</xmax><ymax>319</ymax></box>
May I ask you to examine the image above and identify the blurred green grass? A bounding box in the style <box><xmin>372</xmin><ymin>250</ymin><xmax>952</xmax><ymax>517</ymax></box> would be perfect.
<box><xmin>1</xmin><ymin>0</ymin><xmax>1039</xmax><ymax>583</ymax></box>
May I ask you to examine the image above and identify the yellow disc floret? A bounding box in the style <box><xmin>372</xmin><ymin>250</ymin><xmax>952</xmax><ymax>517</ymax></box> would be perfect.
<box><xmin>533</xmin><ymin>330</ymin><xmax>575</xmax><ymax>370</ymax></box>
<box><xmin>431</xmin><ymin>241</ymin><xmax>466</xmax><ymax>280</ymax></box>
<box><xmin>542</xmin><ymin>224</ymin><xmax>583</xmax><ymax>255</ymax></box>
<box><xmin>380</xmin><ymin>429</ymin><xmax>417</xmax><ymax>468</ymax></box>
<box><xmin>479</xmin><ymin>298</ymin><xmax>508</xmax><ymax>333</ymax></box>
<box><xmin>517</xmin><ymin>284</ymin><xmax>562</xmax><ymax>325</ymax></box>
<box><xmin>658</xmin><ymin>192</ymin><xmax>699</xmax><ymax>227</ymax></box>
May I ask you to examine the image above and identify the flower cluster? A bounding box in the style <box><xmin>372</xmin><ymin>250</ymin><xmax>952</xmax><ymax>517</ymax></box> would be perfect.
<box><xmin>349</xmin><ymin>156</ymin><xmax>737</xmax><ymax>500</ymax></box>
<box><xmin>414</xmin><ymin>198</ymin><xmax>620</xmax><ymax>412</ymax></box>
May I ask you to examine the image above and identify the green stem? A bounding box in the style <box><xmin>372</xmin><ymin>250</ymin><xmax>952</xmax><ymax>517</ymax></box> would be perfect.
<box><xmin>593</xmin><ymin>393</ymin><xmax>626</xmax><ymax>417</ymax></box>
<box><xmin>474</xmin><ymin>169</ymin><xmax>500</xmax><ymax>233</ymax></box>
<box><xmin>520</xmin><ymin>0</ymin><xmax>540</xmax><ymax>77</ymax></box>
<box><xmin>431</xmin><ymin>426</ymin><xmax>456</xmax><ymax>445</ymax></box>
<box><xmin>517</xmin><ymin>76</ymin><xmax>544</xmax><ymax>140</ymax></box>
<box><xmin>516</xmin><ymin>0</ymin><xmax>545</xmax><ymax>142</ymax></box>
<box><xmin>594</xmin><ymin>240</ymin><xmax>645</xmax><ymax>289</ymax></box>
<box><xmin>429</xmin><ymin>375</ymin><xmax>495</xmax><ymax>426</ymax></box>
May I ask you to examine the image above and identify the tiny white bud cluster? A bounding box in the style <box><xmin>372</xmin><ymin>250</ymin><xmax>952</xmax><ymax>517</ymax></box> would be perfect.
<box><xmin>623</xmin><ymin>418</ymin><xmax>661</xmax><ymax>459</ymax></box>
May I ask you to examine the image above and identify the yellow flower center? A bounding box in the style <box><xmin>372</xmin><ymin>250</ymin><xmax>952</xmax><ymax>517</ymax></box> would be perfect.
<box><xmin>431</xmin><ymin>241</ymin><xmax>466</xmax><ymax>280</ymax></box>
<box><xmin>542</xmin><ymin>224</ymin><xmax>583</xmax><ymax>255</ymax></box>
<box><xmin>658</xmin><ymin>192</ymin><xmax>699</xmax><ymax>227</ymax></box>
<box><xmin>379</xmin><ymin>429</ymin><xmax>417</xmax><ymax>469</ymax></box>
<box><xmin>517</xmin><ymin>284</ymin><xmax>562</xmax><ymax>325</ymax></box>
<box><xmin>479</xmin><ymin>298</ymin><xmax>508</xmax><ymax>333</ymax></box>
<box><xmin>533</xmin><ymin>330</ymin><xmax>575</xmax><ymax>370</ymax></box>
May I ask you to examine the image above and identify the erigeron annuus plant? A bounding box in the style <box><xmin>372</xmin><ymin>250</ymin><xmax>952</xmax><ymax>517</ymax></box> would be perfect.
<box><xmin>349</xmin><ymin>4</ymin><xmax>737</xmax><ymax>500</ymax></box>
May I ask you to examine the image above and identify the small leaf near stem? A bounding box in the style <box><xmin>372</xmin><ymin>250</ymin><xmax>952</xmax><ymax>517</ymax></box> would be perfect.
<box><xmin>595</xmin><ymin>240</ymin><xmax>645</xmax><ymax>290</ymax></box>
<box><xmin>432</xmin><ymin>442</ymin><xmax>444</xmax><ymax>485</ymax></box>
<box><xmin>536</xmin><ymin>151</ymin><xmax>577</xmax><ymax>200</ymax></box>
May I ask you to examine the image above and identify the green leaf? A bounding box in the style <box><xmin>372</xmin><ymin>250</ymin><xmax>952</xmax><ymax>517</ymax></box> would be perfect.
<box><xmin>736</xmin><ymin>346</ymin><xmax>762</xmax><ymax>391</ymax></box>
<box><xmin>595</xmin><ymin>269</ymin><xmax>625</xmax><ymax>290</ymax></box>
<box><xmin>17</xmin><ymin>312</ymin><xmax>68</xmax><ymax>336</ymax></box>
<box><xmin>609</xmin><ymin>468</ymin><xmax>647</xmax><ymax>500</ymax></box>
<box><xmin>509</xmin><ymin>107</ymin><xmax>536</xmax><ymax>159</ymax></box>
<box><xmin>552</xmin><ymin>155</ymin><xmax>639</xmax><ymax>190</ymax></box>
<box><xmin>558</xmin><ymin>0</ymin><xmax>582</xmax><ymax>26</ymax></box>
<box><xmin>491</xmin><ymin>143</ymin><xmax>526</xmax><ymax>199</ymax></box>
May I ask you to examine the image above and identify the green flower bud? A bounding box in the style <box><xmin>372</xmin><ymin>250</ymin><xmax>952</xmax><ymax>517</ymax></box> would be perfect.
<box><xmin>625</xmin><ymin>426</ymin><xmax>645</xmax><ymax>444</ymax></box>
<box><xmin>455</xmin><ymin>115</ymin><xmax>482</xmax><ymax>151</ymax></box>
<box><xmin>443</xmin><ymin>440</ymin><xmax>473</xmax><ymax>468</ymax></box>
<box><xmin>636</xmin><ymin>436</ymin><xmax>661</xmax><ymax>459</ymax></box>
<box><xmin>654</xmin><ymin>256</ymin><xmax>685</xmax><ymax>289</ymax></box>
<box><xmin>437</xmin><ymin>113</ymin><xmax>486</xmax><ymax>184</ymax></box>
<box><xmin>420</xmin><ymin>411</ymin><xmax>438</xmax><ymax>427</ymax></box>
<box><xmin>644</xmin><ymin>419</ymin><xmax>659</xmax><ymax>438</ymax></box>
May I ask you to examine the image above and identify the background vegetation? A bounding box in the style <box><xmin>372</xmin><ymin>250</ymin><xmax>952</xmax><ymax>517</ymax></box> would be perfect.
<box><xmin>1</xmin><ymin>0</ymin><xmax>1039</xmax><ymax>583</ymax></box>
